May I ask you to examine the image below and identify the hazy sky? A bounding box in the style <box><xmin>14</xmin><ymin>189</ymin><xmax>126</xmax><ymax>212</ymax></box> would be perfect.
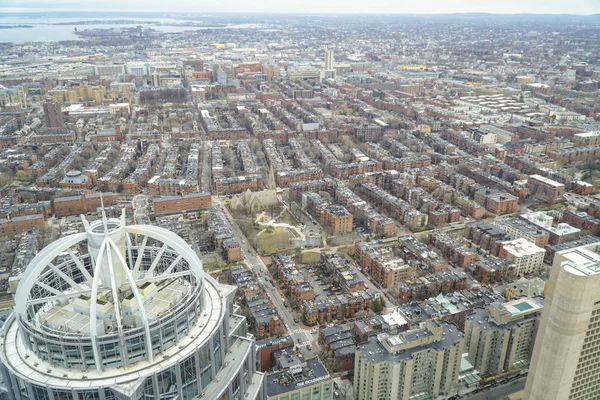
<box><xmin>1</xmin><ymin>0</ymin><xmax>600</xmax><ymax>14</ymax></box>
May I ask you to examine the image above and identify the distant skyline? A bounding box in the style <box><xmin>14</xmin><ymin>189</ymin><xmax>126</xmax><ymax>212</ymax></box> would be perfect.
<box><xmin>1</xmin><ymin>0</ymin><xmax>600</xmax><ymax>15</ymax></box>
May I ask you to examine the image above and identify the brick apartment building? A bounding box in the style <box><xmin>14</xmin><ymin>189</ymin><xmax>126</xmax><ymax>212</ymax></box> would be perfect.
<box><xmin>428</xmin><ymin>232</ymin><xmax>477</xmax><ymax>267</ymax></box>
<box><xmin>0</xmin><ymin>214</ymin><xmax>45</xmax><ymax>238</ymax></box>
<box><xmin>276</xmin><ymin>168</ymin><xmax>324</xmax><ymax>187</ymax></box>
<box><xmin>52</xmin><ymin>192</ymin><xmax>117</xmax><ymax>217</ymax></box>
<box><xmin>474</xmin><ymin>189</ymin><xmax>519</xmax><ymax>215</ymax></box>
<box><xmin>213</xmin><ymin>175</ymin><xmax>264</xmax><ymax>195</ymax></box>
<box><xmin>397</xmin><ymin>271</ymin><xmax>469</xmax><ymax>303</ymax></box>
<box><xmin>153</xmin><ymin>192</ymin><xmax>212</xmax><ymax>216</ymax></box>
<box><xmin>464</xmin><ymin>221</ymin><xmax>509</xmax><ymax>256</ymax></box>
<box><xmin>354</xmin><ymin>241</ymin><xmax>416</xmax><ymax>288</ymax></box>
<box><xmin>563</xmin><ymin>210</ymin><xmax>600</xmax><ymax>236</ymax></box>
<box><xmin>526</xmin><ymin>174</ymin><xmax>565</xmax><ymax>202</ymax></box>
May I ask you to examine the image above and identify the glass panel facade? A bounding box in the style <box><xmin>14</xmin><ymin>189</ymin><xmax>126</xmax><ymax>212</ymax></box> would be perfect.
<box><xmin>52</xmin><ymin>389</ymin><xmax>73</xmax><ymax>400</ymax></box>
<box><xmin>157</xmin><ymin>368</ymin><xmax>178</xmax><ymax>398</ymax></box>
<box><xmin>181</xmin><ymin>355</ymin><xmax>198</xmax><ymax>400</ymax></box>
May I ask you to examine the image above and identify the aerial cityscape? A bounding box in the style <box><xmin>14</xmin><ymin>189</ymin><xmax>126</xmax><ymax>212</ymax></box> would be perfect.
<box><xmin>0</xmin><ymin>4</ymin><xmax>599</xmax><ymax>400</ymax></box>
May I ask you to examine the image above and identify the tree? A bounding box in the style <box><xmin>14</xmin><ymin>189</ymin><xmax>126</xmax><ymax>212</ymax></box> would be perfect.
<box><xmin>371</xmin><ymin>298</ymin><xmax>383</xmax><ymax>313</ymax></box>
<box><xmin>82</xmin><ymin>147</ymin><xmax>95</xmax><ymax>160</ymax></box>
<box><xmin>254</xmin><ymin>151</ymin><xmax>266</xmax><ymax>166</ymax></box>
<box><xmin>15</xmin><ymin>170</ymin><xmax>27</xmax><ymax>181</ymax></box>
<box><xmin>71</xmin><ymin>156</ymin><xmax>85</xmax><ymax>170</ymax></box>
<box><xmin>0</xmin><ymin>173</ymin><xmax>11</xmax><ymax>187</ymax></box>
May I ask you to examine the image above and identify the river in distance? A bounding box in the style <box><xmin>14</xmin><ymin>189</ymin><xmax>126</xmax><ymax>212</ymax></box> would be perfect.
<box><xmin>0</xmin><ymin>16</ymin><xmax>265</xmax><ymax>44</ymax></box>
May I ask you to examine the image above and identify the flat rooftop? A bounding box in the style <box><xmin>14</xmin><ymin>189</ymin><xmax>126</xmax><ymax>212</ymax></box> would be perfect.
<box><xmin>503</xmin><ymin>297</ymin><xmax>543</xmax><ymax>316</ymax></box>
<box><xmin>502</xmin><ymin>238</ymin><xmax>545</xmax><ymax>257</ymax></box>
<box><xmin>529</xmin><ymin>174</ymin><xmax>564</xmax><ymax>188</ymax></box>
<box><xmin>266</xmin><ymin>358</ymin><xmax>331</xmax><ymax>397</ymax></box>
<box><xmin>559</xmin><ymin>245</ymin><xmax>600</xmax><ymax>276</ymax></box>
<box><xmin>574</xmin><ymin>131</ymin><xmax>600</xmax><ymax>138</ymax></box>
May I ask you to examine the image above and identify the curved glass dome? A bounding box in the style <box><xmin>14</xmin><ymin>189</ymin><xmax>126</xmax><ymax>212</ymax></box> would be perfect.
<box><xmin>14</xmin><ymin>210</ymin><xmax>206</xmax><ymax>373</ymax></box>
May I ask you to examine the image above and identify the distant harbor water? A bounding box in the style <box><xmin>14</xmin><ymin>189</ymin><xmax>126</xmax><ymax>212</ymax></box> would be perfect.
<box><xmin>0</xmin><ymin>16</ymin><xmax>266</xmax><ymax>43</ymax></box>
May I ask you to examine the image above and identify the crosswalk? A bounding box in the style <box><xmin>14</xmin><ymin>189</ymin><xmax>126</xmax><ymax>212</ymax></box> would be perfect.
<box><xmin>288</xmin><ymin>328</ymin><xmax>309</xmax><ymax>335</ymax></box>
<box><xmin>289</xmin><ymin>329</ymin><xmax>314</xmax><ymax>346</ymax></box>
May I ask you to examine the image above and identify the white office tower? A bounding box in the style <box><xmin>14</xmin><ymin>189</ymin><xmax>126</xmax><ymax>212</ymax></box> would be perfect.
<box><xmin>0</xmin><ymin>210</ymin><xmax>266</xmax><ymax>400</ymax></box>
<box><xmin>324</xmin><ymin>49</ymin><xmax>334</xmax><ymax>71</ymax></box>
<box><xmin>524</xmin><ymin>241</ymin><xmax>600</xmax><ymax>400</ymax></box>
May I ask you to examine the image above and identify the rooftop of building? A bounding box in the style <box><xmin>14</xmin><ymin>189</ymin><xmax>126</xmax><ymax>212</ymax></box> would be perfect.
<box><xmin>497</xmin><ymin>218</ymin><xmax>549</xmax><ymax>238</ymax></box>
<box><xmin>466</xmin><ymin>300</ymin><xmax>542</xmax><ymax>332</ymax></box>
<box><xmin>497</xmin><ymin>276</ymin><xmax>546</xmax><ymax>298</ymax></box>
<box><xmin>558</xmin><ymin>242</ymin><xmax>600</xmax><ymax>277</ymax></box>
<box><xmin>549</xmin><ymin>235</ymin><xmax>600</xmax><ymax>252</ymax></box>
<box><xmin>356</xmin><ymin>321</ymin><xmax>463</xmax><ymax>364</ymax></box>
<box><xmin>501</xmin><ymin>238</ymin><xmax>546</xmax><ymax>257</ymax></box>
<box><xmin>574</xmin><ymin>131</ymin><xmax>600</xmax><ymax>138</ymax></box>
<box><xmin>256</xmin><ymin>335</ymin><xmax>294</xmax><ymax>351</ymax></box>
<box><xmin>266</xmin><ymin>357</ymin><xmax>331</xmax><ymax>397</ymax></box>
<box><xmin>529</xmin><ymin>174</ymin><xmax>564</xmax><ymax>188</ymax></box>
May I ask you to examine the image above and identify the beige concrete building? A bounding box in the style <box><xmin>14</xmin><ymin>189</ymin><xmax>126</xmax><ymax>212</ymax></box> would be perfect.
<box><xmin>464</xmin><ymin>298</ymin><xmax>542</xmax><ymax>378</ymax></box>
<box><xmin>524</xmin><ymin>241</ymin><xmax>600</xmax><ymax>400</ymax></box>
<box><xmin>354</xmin><ymin>320</ymin><xmax>464</xmax><ymax>400</ymax></box>
<box><xmin>48</xmin><ymin>85</ymin><xmax>106</xmax><ymax>105</ymax></box>
<box><xmin>498</xmin><ymin>238</ymin><xmax>546</xmax><ymax>276</ymax></box>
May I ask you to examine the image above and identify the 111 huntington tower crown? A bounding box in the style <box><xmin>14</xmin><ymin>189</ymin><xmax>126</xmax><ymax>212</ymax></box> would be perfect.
<box><xmin>0</xmin><ymin>208</ymin><xmax>266</xmax><ymax>400</ymax></box>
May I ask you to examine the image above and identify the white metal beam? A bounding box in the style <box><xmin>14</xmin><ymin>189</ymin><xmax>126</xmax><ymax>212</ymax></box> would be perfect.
<box><xmin>89</xmin><ymin>239</ymin><xmax>107</xmax><ymax>374</ymax></box>
<box><xmin>133</xmin><ymin>235</ymin><xmax>148</xmax><ymax>277</ymax></box>
<box><xmin>105</xmin><ymin>242</ymin><xmax>126</xmax><ymax>362</ymax></box>
<box><xmin>34</xmin><ymin>281</ymin><xmax>62</xmax><ymax>296</ymax></box>
<box><xmin>46</xmin><ymin>262</ymin><xmax>84</xmax><ymax>291</ymax></box>
<box><xmin>138</xmin><ymin>270</ymin><xmax>193</xmax><ymax>284</ymax></box>
<box><xmin>68</xmin><ymin>248</ymin><xmax>92</xmax><ymax>282</ymax></box>
<box><xmin>126</xmin><ymin>233</ymin><xmax>134</xmax><ymax>270</ymax></box>
<box><xmin>26</xmin><ymin>290</ymin><xmax>93</xmax><ymax>306</ymax></box>
<box><xmin>127</xmin><ymin>225</ymin><xmax>205</xmax><ymax>281</ymax></box>
<box><xmin>163</xmin><ymin>255</ymin><xmax>183</xmax><ymax>276</ymax></box>
<box><xmin>15</xmin><ymin>232</ymin><xmax>87</xmax><ymax>317</ymax></box>
<box><xmin>144</xmin><ymin>243</ymin><xmax>168</xmax><ymax>278</ymax></box>
<box><xmin>108</xmin><ymin>239</ymin><xmax>154</xmax><ymax>363</ymax></box>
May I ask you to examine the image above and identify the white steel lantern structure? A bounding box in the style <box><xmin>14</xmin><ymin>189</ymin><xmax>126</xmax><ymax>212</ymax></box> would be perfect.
<box><xmin>0</xmin><ymin>210</ymin><xmax>266</xmax><ymax>400</ymax></box>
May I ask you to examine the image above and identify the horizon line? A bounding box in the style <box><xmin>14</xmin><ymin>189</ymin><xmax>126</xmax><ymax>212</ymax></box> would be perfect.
<box><xmin>1</xmin><ymin>9</ymin><xmax>600</xmax><ymax>16</ymax></box>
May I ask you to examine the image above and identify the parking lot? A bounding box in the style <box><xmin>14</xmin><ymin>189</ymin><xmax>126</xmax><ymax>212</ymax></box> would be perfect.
<box><xmin>297</xmin><ymin>262</ymin><xmax>343</xmax><ymax>301</ymax></box>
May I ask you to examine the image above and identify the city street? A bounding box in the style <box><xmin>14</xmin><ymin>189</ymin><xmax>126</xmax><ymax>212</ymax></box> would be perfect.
<box><xmin>213</xmin><ymin>197</ymin><xmax>318</xmax><ymax>358</ymax></box>
<box><xmin>463</xmin><ymin>376</ymin><xmax>526</xmax><ymax>400</ymax></box>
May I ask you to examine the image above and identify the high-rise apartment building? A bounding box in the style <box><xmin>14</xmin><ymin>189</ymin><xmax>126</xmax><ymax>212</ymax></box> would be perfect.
<box><xmin>498</xmin><ymin>238</ymin><xmax>546</xmax><ymax>276</ymax></box>
<box><xmin>524</xmin><ymin>241</ymin><xmax>600</xmax><ymax>400</ymax></box>
<box><xmin>354</xmin><ymin>320</ymin><xmax>463</xmax><ymax>400</ymax></box>
<box><xmin>464</xmin><ymin>298</ymin><xmax>542</xmax><ymax>378</ymax></box>
<box><xmin>93</xmin><ymin>64</ymin><xmax>127</xmax><ymax>76</ymax></box>
<box><xmin>325</xmin><ymin>49</ymin><xmax>334</xmax><ymax>70</ymax></box>
<box><xmin>42</xmin><ymin>99</ymin><xmax>64</xmax><ymax>127</ymax></box>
